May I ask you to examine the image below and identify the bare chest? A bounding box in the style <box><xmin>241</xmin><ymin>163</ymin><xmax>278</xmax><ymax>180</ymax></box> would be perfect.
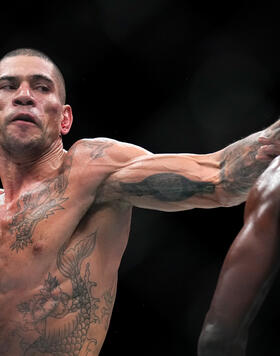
<box><xmin>0</xmin><ymin>194</ymin><xmax>129</xmax><ymax>356</ymax></box>
<box><xmin>0</xmin><ymin>211</ymin><xmax>64</xmax><ymax>296</ymax></box>
<box><xmin>0</xmin><ymin>182</ymin><xmax>96</xmax><ymax>294</ymax></box>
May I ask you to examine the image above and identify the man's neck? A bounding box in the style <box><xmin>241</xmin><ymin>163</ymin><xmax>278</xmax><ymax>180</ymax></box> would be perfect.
<box><xmin>0</xmin><ymin>138</ymin><xmax>66</xmax><ymax>203</ymax></box>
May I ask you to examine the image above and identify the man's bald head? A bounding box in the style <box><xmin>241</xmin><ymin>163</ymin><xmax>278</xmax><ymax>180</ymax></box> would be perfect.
<box><xmin>0</xmin><ymin>48</ymin><xmax>66</xmax><ymax>104</ymax></box>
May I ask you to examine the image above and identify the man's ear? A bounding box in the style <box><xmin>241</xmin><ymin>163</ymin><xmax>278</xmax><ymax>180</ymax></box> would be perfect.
<box><xmin>60</xmin><ymin>105</ymin><xmax>73</xmax><ymax>135</ymax></box>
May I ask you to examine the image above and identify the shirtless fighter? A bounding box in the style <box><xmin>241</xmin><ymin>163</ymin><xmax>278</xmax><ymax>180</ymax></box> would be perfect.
<box><xmin>0</xmin><ymin>48</ymin><xmax>280</xmax><ymax>356</ymax></box>
<box><xmin>197</xmin><ymin>149</ymin><xmax>280</xmax><ymax>355</ymax></box>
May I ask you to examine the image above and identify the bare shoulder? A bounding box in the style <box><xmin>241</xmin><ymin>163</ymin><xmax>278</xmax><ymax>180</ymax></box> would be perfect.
<box><xmin>67</xmin><ymin>137</ymin><xmax>151</xmax><ymax>167</ymax></box>
<box><xmin>64</xmin><ymin>137</ymin><xmax>151</xmax><ymax>201</ymax></box>
<box><xmin>254</xmin><ymin>156</ymin><xmax>280</xmax><ymax>197</ymax></box>
<box><xmin>69</xmin><ymin>137</ymin><xmax>116</xmax><ymax>160</ymax></box>
<box><xmin>245</xmin><ymin>156</ymin><xmax>280</xmax><ymax>217</ymax></box>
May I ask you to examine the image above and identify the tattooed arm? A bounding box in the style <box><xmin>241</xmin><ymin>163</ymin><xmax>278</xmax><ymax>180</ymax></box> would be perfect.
<box><xmin>91</xmin><ymin>119</ymin><xmax>280</xmax><ymax>211</ymax></box>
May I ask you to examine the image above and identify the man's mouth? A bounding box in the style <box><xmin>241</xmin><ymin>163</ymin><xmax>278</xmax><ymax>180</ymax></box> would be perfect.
<box><xmin>11</xmin><ymin>113</ymin><xmax>37</xmax><ymax>125</ymax></box>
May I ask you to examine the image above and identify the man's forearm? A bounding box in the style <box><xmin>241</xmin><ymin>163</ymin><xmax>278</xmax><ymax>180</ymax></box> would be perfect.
<box><xmin>220</xmin><ymin>118</ymin><xmax>280</xmax><ymax>202</ymax></box>
<box><xmin>97</xmin><ymin>119</ymin><xmax>280</xmax><ymax>210</ymax></box>
<box><xmin>219</xmin><ymin>131</ymin><xmax>267</xmax><ymax>200</ymax></box>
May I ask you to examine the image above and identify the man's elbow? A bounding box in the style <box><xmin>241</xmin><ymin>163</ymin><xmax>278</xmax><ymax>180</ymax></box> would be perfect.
<box><xmin>211</xmin><ymin>192</ymin><xmax>246</xmax><ymax>208</ymax></box>
<box><xmin>198</xmin><ymin>323</ymin><xmax>246</xmax><ymax>356</ymax></box>
<box><xmin>198</xmin><ymin>324</ymin><xmax>229</xmax><ymax>356</ymax></box>
<box><xmin>214</xmin><ymin>182</ymin><xmax>249</xmax><ymax>207</ymax></box>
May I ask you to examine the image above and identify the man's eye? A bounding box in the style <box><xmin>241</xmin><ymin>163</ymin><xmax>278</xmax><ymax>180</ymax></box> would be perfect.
<box><xmin>0</xmin><ymin>84</ymin><xmax>16</xmax><ymax>90</ymax></box>
<box><xmin>35</xmin><ymin>85</ymin><xmax>49</xmax><ymax>92</ymax></box>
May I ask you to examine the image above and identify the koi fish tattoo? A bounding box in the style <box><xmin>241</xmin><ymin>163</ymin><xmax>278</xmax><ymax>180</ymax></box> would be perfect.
<box><xmin>16</xmin><ymin>232</ymin><xmax>101</xmax><ymax>355</ymax></box>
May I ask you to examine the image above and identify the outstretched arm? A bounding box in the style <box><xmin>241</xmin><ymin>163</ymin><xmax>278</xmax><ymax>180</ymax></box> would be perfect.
<box><xmin>198</xmin><ymin>156</ymin><xmax>280</xmax><ymax>356</ymax></box>
<box><xmin>96</xmin><ymin>118</ymin><xmax>280</xmax><ymax>210</ymax></box>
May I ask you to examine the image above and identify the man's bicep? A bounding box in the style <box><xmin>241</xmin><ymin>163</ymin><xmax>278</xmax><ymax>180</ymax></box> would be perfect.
<box><xmin>102</xmin><ymin>153</ymin><xmax>223</xmax><ymax>211</ymax></box>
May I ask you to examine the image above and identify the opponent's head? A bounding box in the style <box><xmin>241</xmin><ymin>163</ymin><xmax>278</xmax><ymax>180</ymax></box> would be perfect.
<box><xmin>0</xmin><ymin>48</ymin><xmax>73</xmax><ymax>158</ymax></box>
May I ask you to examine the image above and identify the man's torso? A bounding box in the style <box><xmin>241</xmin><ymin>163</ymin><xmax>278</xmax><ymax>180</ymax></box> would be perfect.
<box><xmin>0</xmin><ymin>139</ymin><xmax>132</xmax><ymax>355</ymax></box>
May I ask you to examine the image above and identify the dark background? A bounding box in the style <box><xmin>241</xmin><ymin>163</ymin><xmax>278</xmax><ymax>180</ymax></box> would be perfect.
<box><xmin>1</xmin><ymin>2</ymin><xmax>280</xmax><ymax>355</ymax></box>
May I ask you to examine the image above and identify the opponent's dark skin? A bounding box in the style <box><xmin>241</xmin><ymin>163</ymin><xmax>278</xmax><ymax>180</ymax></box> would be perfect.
<box><xmin>198</xmin><ymin>155</ymin><xmax>280</xmax><ymax>356</ymax></box>
<box><xmin>0</xmin><ymin>49</ymin><xmax>280</xmax><ymax>356</ymax></box>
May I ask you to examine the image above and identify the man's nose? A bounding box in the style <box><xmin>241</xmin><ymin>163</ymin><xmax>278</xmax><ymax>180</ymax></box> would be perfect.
<box><xmin>13</xmin><ymin>85</ymin><xmax>35</xmax><ymax>106</ymax></box>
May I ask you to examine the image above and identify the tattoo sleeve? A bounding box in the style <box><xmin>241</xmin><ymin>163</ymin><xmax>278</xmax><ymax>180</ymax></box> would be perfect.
<box><xmin>119</xmin><ymin>132</ymin><xmax>272</xmax><ymax>205</ymax></box>
<box><xmin>220</xmin><ymin>133</ymin><xmax>268</xmax><ymax>196</ymax></box>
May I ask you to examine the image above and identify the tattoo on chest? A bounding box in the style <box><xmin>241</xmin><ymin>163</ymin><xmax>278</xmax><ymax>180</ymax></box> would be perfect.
<box><xmin>9</xmin><ymin>153</ymin><xmax>74</xmax><ymax>253</ymax></box>
<box><xmin>100</xmin><ymin>280</ymin><xmax>117</xmax><ymax>331</ymax></box>
<box><xmin>14</xmin><ymin>230</ymin><xmax>115</xmax><ymax>355</ymax></box>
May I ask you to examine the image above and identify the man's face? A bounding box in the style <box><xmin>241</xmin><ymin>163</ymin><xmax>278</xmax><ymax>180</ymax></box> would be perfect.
<box><xmin>0</xmin><ymin>55</ymin><xmax>69</xmax><ymax>157</ymax></box>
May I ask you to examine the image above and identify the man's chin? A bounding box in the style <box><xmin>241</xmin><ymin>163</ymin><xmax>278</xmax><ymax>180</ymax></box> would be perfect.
<box><xmin>1</xmin><ymin>135</ymin><xmax>46</xmax><ymax>158</ymax></box>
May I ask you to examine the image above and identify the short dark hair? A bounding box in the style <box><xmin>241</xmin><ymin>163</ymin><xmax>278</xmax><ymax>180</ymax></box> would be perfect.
<box><xmin>0</xmin><ymin>48</ymin><xmax>66</xmax><ymax>104</ymax></box>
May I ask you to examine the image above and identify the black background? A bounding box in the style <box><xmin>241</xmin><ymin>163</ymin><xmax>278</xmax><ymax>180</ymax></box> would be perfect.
<box><xmin>1</xmin><ymin>2</ymin><xmax>280</xmax><ymax>355</ymax></box>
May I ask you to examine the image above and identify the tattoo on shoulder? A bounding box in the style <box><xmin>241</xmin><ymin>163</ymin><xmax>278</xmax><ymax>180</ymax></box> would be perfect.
<box><xmin>120</xmin><ymin>173</ymin><xmax>215</xmax><ymax>201</ymax></box>
<box><xmin>16</xmin><ymin>231</ymin><xmax>101</xmax><ymax>355</ymax></box>
<box><xmin>9</xmin><ymin>150</ymin><xmax>75</xmax><ymax>252</ymax></box>
<box><xmin>82</xmin><ymin>140</ymin><xmax>114</xmax><ymax>160</ymax></box>
<box><xmin>220</xmin><ymin>141</ymin><xmax>267</xmax><ymax>195</ymax></box>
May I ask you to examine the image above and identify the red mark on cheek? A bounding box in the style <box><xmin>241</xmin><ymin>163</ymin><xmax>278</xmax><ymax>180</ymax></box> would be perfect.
<box><xmin>45</xmin><ymin>101</ymin><xmax>61</xmax><ymax>116</ymax></box>
<box><xmin>0</xmin><ymin>100</ymin><xmax>5</xmax><ymax>111</ymax></box>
